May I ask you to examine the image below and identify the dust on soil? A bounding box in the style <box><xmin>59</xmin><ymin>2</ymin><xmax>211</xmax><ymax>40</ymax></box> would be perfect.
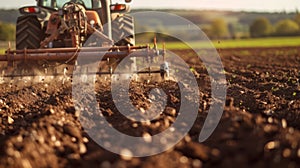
<box><xmin>0</xmin><ymin>47</ymin><xmax>300</xmax><ymax>168</ymax></box>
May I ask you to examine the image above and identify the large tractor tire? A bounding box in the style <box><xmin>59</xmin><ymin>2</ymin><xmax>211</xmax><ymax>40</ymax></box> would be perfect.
<box><xmin>111</xmin><ymin>15</ymin><xmax>137</xmax><ymax>77</ymax></box>
<box><xmin>16</xmin><ymin>15</ymin><xmax>44</xmax><ymax>50</ymax></box>
<box><xmin>15</xmin><ymin>15</ymin><xmax>45</xmax><ymax>74</ymax></box>
<box><xmin>112</xmin><ymin>15</ymin><xmax>135</xmax><ymax>46</ymax></box>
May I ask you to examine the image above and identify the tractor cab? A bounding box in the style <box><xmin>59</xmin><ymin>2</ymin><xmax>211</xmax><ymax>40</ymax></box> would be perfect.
<box><xmin>16</xmin><ymin>0</ymin><xmax>134</xmax><ymax>49</ymax></box>
<box><xmin>37</xmin><ymin>0</ymin><xmax>101</xmax><ymax>10</ymax></box>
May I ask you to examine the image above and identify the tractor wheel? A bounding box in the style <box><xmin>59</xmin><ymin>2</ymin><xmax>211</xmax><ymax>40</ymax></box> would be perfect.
<box><xmin>111</xmin><ymin>15</ymin><xmax>137</xmax><ymax>78</ymax></box>
<box><xmin>16</xmin><ymin>15</ymin><xmax>44</xmax><ymax>50</ymax></box>
<box><xmin>112</xmin><ymin>15</ymin><xmax>135</xmax><ymax>46</ymax></box>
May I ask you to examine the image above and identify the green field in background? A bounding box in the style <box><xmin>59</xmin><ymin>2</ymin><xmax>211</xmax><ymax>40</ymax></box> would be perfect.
<box><xmin>1</xmin><ymin>37</ymin><xmax>300</xmax><ymax>54</ymax></box>
<box><xmin>163</xmin><ymin>36</ymin><xmax>300</xmax><ymax>49</ymax></box>
<box><xmin>0</xmin><ymin>49</ymin><xmax>5</xmax><ymax>54</ymax></box>
<box><xmin>0</xmin><ymin>41</ymin><xmax>14</xmax><ymax>54</ymax></box>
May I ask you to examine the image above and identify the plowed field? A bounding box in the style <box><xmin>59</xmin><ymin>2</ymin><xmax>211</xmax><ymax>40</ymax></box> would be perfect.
<box><xmin>0</xmin><ymin>47</ymin><xmax>299</xmax><ymax>168</ymax></box>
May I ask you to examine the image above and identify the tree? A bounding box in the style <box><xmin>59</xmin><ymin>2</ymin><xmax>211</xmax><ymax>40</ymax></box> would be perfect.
<box><xmin>294</xmin><ymin>13</ymin><xmax>300</xmax><ymax>26</ymax></box>
<box><xmin>210</xmin><ymin>18</ymin><xmax>229</xmax><ymax>39</ymax></box>
<box><xmin>228</xmin><ymin>23</ymin><xmax>236</xmax><ymax>39</ymax></box>
<box><xmin>201</xmin><ymin>25</ymin><xmax>212</xmax><ymax>38</ymax></box>
<box><xmin>0</xmin><ymin>22</ymin><xmax>15</xmax><ymax>41</ymax></box>
<box><xmin>275</xmin><ymin>19</ymin><xmax>299</xmax><ymax>36</ymax></box>
<box><xmin>249</xmin><ymin>17</ymin><xmax>273</xmax><ymax>37</ymax></box>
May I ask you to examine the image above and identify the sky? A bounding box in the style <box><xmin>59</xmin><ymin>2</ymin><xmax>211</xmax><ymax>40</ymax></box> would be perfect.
<box><xmin>1</xmin><ymin>0</ymin><xmax>300</xmax><ymax>12</ymax></box>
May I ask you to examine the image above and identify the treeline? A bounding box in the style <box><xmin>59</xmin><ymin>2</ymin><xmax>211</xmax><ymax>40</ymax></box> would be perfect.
<box><xmin>249</xmin><ymin>14</ymin><xmax>300</xmax><ymax>37</ymax></box>
<box><xmin>0</xmin><ymin>9</ymin><xmax>299</xmax><ymax>41</ymax></box>
<box><xmin>132</xmin><ymin>9</ymin><xmax>298</xmax><ymax>41</ymax></box>
<box><xmin>188</xmin><ymin>13</ymin><xmax>300</xmax><ymax>40</ymax></box>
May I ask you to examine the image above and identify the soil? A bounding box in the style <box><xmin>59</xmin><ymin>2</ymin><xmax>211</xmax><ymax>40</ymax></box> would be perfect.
<box><xmin>0</xmin><ymin>46</ymin><xmax>300</xmax><ymax>168</ymax></box>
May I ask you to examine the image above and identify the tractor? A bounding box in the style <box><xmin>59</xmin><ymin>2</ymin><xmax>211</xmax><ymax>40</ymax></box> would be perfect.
<box><xmin>17</xmin><ymin>0</ymin><xmax>135</xmax><ymax>49</ymax></box>
<box><xmin>0</xmin><ymin>0</ymin><xmax>169</xmax><ymax>79</ymax></box>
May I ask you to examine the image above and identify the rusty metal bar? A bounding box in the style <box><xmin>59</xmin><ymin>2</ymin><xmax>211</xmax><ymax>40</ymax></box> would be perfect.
<box><xmin>6</xmin><ymin>46</ymin><xmax>149</xmax><ymax>54</ymax></box>
<box><xmin>0</xmin><ymin>49</ymin><xmax>162</xmax><ymax>62</ymax></box>
<box><xmin>0</xmin><ymin>70</ymin><xmax>162</xmax><ymax>77</ymax></box>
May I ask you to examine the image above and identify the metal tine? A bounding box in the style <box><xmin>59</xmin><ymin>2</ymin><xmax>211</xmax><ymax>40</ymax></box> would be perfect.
<box><xmin>0</xmin><ymin>69</ymin><xmax>4</xmax><ymax>84</ymax></box>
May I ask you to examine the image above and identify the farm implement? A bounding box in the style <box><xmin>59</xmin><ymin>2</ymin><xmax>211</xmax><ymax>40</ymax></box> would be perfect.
<box><xmin>0</xmin><ymin>0</ymin><xmax>169</xmax><ymax>79</ymax></box>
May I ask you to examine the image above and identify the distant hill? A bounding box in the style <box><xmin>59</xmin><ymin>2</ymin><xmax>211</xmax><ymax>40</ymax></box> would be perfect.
<box><xmin>0</xmin><ymin>9</ymin><xmax>20</xmax><ymax>24</ymax></box>
<box><xmin>0</xmin><ymin>7</ymin><xmax>297</xmax><ymax>38</ymax></box>
<box><xmin>131</xmin><ymin>9</ymin><xmax>296</xmax><ymax>25</ymax></box>
<box><xmin>0</xmin><ymin>8</ymin><xmax>296</xmax><ymax>25</ymax></box>
<box><xmin>131</xmin><ymin>9</ymin><xmax>297</xmax><ymax>39</ymax></box>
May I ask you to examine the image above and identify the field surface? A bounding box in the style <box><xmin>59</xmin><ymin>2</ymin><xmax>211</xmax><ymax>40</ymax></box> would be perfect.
<box><xmin>0</xmin><ymin>46</ymin><xmax>299</xmax><ymax>168</ymax></box>
<box><xmin>159</xmin><ymin>37</ymin><xmax>300</xmax><ymax>49</ymax></box>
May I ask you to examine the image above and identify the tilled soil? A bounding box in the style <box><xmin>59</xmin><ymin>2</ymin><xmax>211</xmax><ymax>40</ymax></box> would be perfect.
<box><xmin>0</xmin><ymin>47</ymin><xmax>300</xmax><ymax>168</ymax></box>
